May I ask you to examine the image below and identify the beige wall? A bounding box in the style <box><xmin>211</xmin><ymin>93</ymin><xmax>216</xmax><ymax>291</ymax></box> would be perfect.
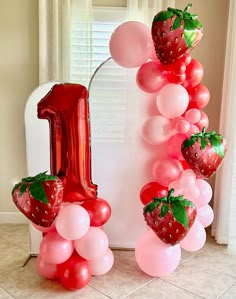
<box><xmin>0</xmin><ymin>0</ymin><xmax>39</xmax><ymax>216</ymax></box>
<box><xmin>176</xmin><ymin>0</ymin><xmax>229</xmax><ymax>188</ymax></box>
<box><xmin>0</xmin><ymin>0</ymin><xmax>229</xmax><ymax>218</ymax></box>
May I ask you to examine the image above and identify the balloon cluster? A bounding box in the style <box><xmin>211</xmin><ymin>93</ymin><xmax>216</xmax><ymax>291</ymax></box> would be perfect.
<box><xmin>109</xmin><ymin>4</ymin><xmax>218</xmax><ymax>277</ymax></box>
<box><xmin>34</xmin><ymin>198</ymin><xmax>113</xmax><ymax>290</ymax></box>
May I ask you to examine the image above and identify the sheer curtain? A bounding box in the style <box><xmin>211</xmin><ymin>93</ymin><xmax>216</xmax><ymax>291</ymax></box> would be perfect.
<box><xmin>212</xmin><ymin>0</ymin><xmax>236</xmax><ymax>253</ymax></box>
<box><xmin>38</xmin><ymin>0</ymin><xmax>93</xmax><ymax>84</ymax></box>
<box><xmin>127</xmin><ymin>0</ymin><xmax>175</xmax><ymax>26</ymax></box>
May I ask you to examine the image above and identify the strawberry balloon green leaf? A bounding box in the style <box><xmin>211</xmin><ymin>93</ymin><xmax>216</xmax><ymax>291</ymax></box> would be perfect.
<box><xmin>12</xmin><ymin>172</ymin><xmax>64</xmax><ymax>227</ymax></box>
<box><xmin>152</xmin><ymin>3</ymin><xmax>203</xmax><ymax>64</ymax></box>
<box><xmin>181</xmin><ymin>127</ymin><xmax>227</xmax><ymax>179</ymax></box>
<box><xmin>144</xmin><ymin>189</ymin><xmax>197</xmax><ymax>245</ymax></box>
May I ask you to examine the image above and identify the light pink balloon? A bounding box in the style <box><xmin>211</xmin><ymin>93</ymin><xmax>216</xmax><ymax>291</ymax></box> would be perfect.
<box><xmin>194</xmin><ymin>179</ymin><xmax>213</xmax><ymax>208</ymax></box>
<box><xmin>168</xmin><ymin>180</ymin><xmax>183</xmax><ymax>196</ymax></box>
<box><xmin>136</xmin><ymin>61</ymin><xmax>167</xmax><ymax>93</ymax></box>
<box><xmin>88</xmin><ymin>248</ymin><xmax>114</xmax><ymax>276</ymax></box>
<box><xmin>156</xmin><ymin>84</ymin><xmax>189</xmax><ymax>119</ymax></box>
<box><xmin>180</xmin><ymin>169</ymin><xmax>196</xmax><ymax>187</ymax></box>
<box><xmin>135</xmin><ymin>230</ymin><xmax>181</xmax><ymax>277</ymax></box>
<box><xmin>180</xmin><ymin>220</ymin><xmax>206</xmax><ymax>252</ymax></box>
<box><xmin>36</xmin><ymin>255</ymin><xmax>59</xmax><ymax>279</ymax></box>
<box><xmin>153</xmin><ymin>159</ymin><xmax>183</xmax><ymax>187</ymax></box>
<box><xmin>167</xmin><ymin>133</ymin><xmax>187</xmax><ymax>160</ymax></box>
<box><xmin>142</xmin><ymin>115</ymin><xmax>173</xmax><ymax>145</ymax></box>
<box><xmin>55</xmin><ymin>204</ymin><xmax>90</xmax><ymax>240</ymax></box>
<box><xmin>74</xmin><ymin>227</ymin><xmax>109</xmax><ymax>261</ymax></box>
<box><xmin>197</xmin><ymin>205</ymin><xmax>214</xmax><ymax>228</ymax></box>
<box><xmin>109</xmin><ymin>21</ymin><xmax>152</xmax><ymax>68</ymax></box>
<box><xmin>40</xmin><ymin>232</ymin><xmax>74</xmax><ymax>264</ymax></box>
<box><xmin>183</xmin><ymin>185</ymin><xmax>200</xmax><ymax>202</ymax></box>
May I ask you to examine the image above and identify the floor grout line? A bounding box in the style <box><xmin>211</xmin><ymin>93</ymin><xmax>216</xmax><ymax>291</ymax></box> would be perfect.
<box><xmin>121</xmin><ymin>278</ymin><xmax>158</xmax><ymax>299</ymax></box>
<box><xmin>159</xmin><ymin>279</ymin><xmax>205</xmax><ymax>299</ymax></box>
<box><xmin>217</xmin><ymin>280</ymin><xmax>236</xmax><ymax>299</ymax></box>
<box><xmin>88</xmin><ymin>284</ymin><xmax>113</xmax><ymax>298</ymax></box>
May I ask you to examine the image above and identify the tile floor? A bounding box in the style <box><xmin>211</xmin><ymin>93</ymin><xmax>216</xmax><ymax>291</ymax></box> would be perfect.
<box><xmin>0</xmin><ymin>224</ymin><xmax>236</xmax><ymax>299</ymax></box>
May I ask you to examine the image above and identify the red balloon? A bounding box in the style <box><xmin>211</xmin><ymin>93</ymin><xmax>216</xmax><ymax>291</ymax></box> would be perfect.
<box><xmin>136</xmin><ymin>61</ymin><xmax>167</xmax><ymax>93</ymax></box>
<box><xmin>188</xmin><ymin>84</ymin><xmax>210</xmax><ymax>109</ymax></box>
<box><xmin>195</xmin><ymin>110</ymin><xmax>209</xmax><ymax>131</ymax></box>
<box><xmin>183</xmin><ymin>59</ymin><xmax>204</xmax><ymax>88</ymax></box>
<box><xmin>37</xmin><ymin>83</ymin><xmax>97</xmax><ymax>202</ymax></box>
<box><xmin>81</xmin><ymin>198</ymin><xmax>111</xmax><ymax>226</ymax></box>
<box><xmin>140</xmin><ymin>182</ymin><xmax>168</xmax><ymax>205</ymax></box>
<box><xmin>58</xmin><ymin>255</ymin><xmax>91</xmax><ymax>291</ymax></box>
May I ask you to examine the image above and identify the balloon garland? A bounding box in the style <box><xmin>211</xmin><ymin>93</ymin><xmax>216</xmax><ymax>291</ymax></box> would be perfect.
<box><xmin>109</xmin><ymin>3</ymin><xmax>226</xmax><ymax>276</ymax></box>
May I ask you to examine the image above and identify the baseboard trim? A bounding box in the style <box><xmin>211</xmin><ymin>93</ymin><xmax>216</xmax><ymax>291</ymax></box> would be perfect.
<box><xmin>0</xmin><ymin>212</ymin><xmax>28</xmax><ymax>224</ymax></box>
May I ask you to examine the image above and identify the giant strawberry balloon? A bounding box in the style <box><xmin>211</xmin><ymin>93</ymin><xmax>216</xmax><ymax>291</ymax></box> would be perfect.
<box><xmin>12</xmin><ymin>172</ymin><xmax>63</xmax><ymax>227</ymax></box>
<box><xmin>152</xmin><ymin>3</ymin><xmax>203</xmax><ymax>64</ymax></box>
<box><xmin>181</xmin><ymin>128</ymin><xmax>227</xmax><ymax>179</ymax></box>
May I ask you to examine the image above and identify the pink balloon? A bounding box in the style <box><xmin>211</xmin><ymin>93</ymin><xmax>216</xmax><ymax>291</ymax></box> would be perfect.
<box><xmin>194</xmin><ymin>179</ymin><xmax>213</xmax><ymax>208</ymax></box>
<box><xmin>175</xmin><ymin>119</ymin><xmax>191</xmax><ymax>134</ymax></box>
<box><xmin>180</xmin><ymin>220</ymin><xmax>206</xmax><ymax>252</ymax></box>
<box><xmin>187</xmin><ymin>124</ymin><xmax>200</xmax><ymax>135</ymax></box>
<box><xmin>55</xmin><ymin>204</ymin><xmax>90</xmax><ymax>240</ymax></box>
<box><xmin>135</xmin><ymin>230</ymin><xmax>181</xmax><ymax>277</ymax></box>
<box><xmin>74</xmin><ymin>227</ymin><xmax>109</xmax><ymax>261</ymax></box>
<box><xmin>136</xmin><ymin>61</ymin><xmax>167</xmax><ymax>93</ymax></box>
<box><xmin>40</xmin><ymin>232</ymin><xmax>74</xmax><ymax>264</ymax></box>
<box><xmin>88</xmin><ymin>248</ymin><xmax>114</xmax><ymax>276</ymax></box>
<box><xmin>142</xmin><ymin>115</ymin><xmax>173</xmax><ymax>145</ymax></box>
<box><xmin>109</xmin><ymin>21</ymin><xmax>152</xmax><ymax>68</ymax></box>
<box><xmin>168</xmin><ymin>180</ymin><xmax>183</xmax><ymax>196</ymax></box>
<box><xmin>184</xmin><ymin>108</ymin><xmax>201</xmax><ymax>124</ymax></box>
<box><xmin>167</xmin><ymin>133</ymin><xmax>187</xmax><ymax>160</ymax></box>
<box><xmin>156</xmin><ymin>84</ymin><xmax>189</xmax><ymax>119</ymax></box>
<box><xmin>195</xmin><ymin>110</ymin><xmax>209</xmax><ymax>131</ymax></box>
<box><xmin>153</xmin><ymin>159</ymin><xmax>183</xmax><ymax>187</ymax></box>
<box><xmin>183</xmin><ymin>185</ymin><xmax>200</xmax><ymax>202</ymax></box>
<box><xmin>36</xmin><ymin>255</ymin><xmax>59</xmax><ymax>279</ymax></box>
<box><xmin>180</xmin><ymin>169</ymin><xmax>196</xmax><ymax>187</ymax></box>
<box><xmin>197</xmin><ymin>205</ymin><xmax>214</xmax><ymax>228</ymax></box>
<box><xmin>183</xmin><ymin>59</ymin><xmax>204</xmax><ymax>88</ymax></box>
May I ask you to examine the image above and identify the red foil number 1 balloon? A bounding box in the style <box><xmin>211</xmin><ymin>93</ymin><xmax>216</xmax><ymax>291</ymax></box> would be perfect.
<box><xmin>37</xmin><ymin>83</ymin><xmax>97</xmax><ymax>202</ymax></box>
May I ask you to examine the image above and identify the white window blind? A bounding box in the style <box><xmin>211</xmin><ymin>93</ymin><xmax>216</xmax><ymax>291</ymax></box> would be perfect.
<box><xmin>70</xmin><ymin>7</ymin><xmax>136</xmax><ymax>143</ymax></box>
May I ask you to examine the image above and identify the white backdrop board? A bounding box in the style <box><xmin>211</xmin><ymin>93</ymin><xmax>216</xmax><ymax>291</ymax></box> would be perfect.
<box><xmin>25</xmin><ymin>60</ymin><xmax>160</xmax><ymax>254</ymax></box>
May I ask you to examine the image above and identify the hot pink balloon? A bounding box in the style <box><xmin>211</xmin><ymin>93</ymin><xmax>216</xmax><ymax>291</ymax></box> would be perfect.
<box><xmin>156</xmin><ymin>84</ymin><xmax>189</xmax><ymax>119</ymax></box>
<box><xmin>153</xmin><ymin>159</ymin><xmax>183</xmax><ymax>187</ymax></box>
<box><xmin>40</xmin><ymin>232</ymin><xmax>74</xmax><ymax>264</ymax></box>
<box><xmin>183</xmin><ymin>59</ymin><xmax>204</xmax><ymax>88</ymax></box>
<box><xmin>135</xmin><ymin>230</ymin><xmax>181</xmax><ymax>277</ymax></box>
<box><xmin>184</xmin><ymin>108</ymin><xmax>201</xmax><ymax>124</ymax></box>
<box><xmin>74</xmin><ymin>227</ymin><xmax>109</xmax><ymax>261</ymax></box>
<box><xmin>55</xmin><ymin>204</ymin><xmax>90</xmax><ymax>240</ymax></box>
<box><xmin>194</xmin><ymin>179</ymin><xmax>212</xmax><ymax>208</ymax></box>
<box><xmin>167</xmin><ymin>134</ymin><xmax>187</xmax><ymax>160</ymax></box>
<box><xmin>136</xmin><ymin>61</ymin><xmax>167</xmax><ymax>93</ymax></box>
<box><xmin>180</xmin><ymin>220</ymin><xmax>206</xmax><ymax>252</ymax></box>
<box><xmin>36</xmin><ymin>255</ymin><xmax>59</xmax><ymax>280</ymax></box>
<box><xmin>109</xmin><ymin>21</ymin><xmax>152</xmax><ymax>68</ymax></box>
<box><xmin>142</xmin><ymin>115</ymin><xmax>173</xmax><ymax>145</ymax></box>
<box><xmin>197</xmin><ymin>205</ymin><xmax>214</xmax><ymax>228</ymax></box>
<box><xmin>88</xmin><ymin>248</ymin><xmax>114</xmax><ymax>276</ymax></box>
